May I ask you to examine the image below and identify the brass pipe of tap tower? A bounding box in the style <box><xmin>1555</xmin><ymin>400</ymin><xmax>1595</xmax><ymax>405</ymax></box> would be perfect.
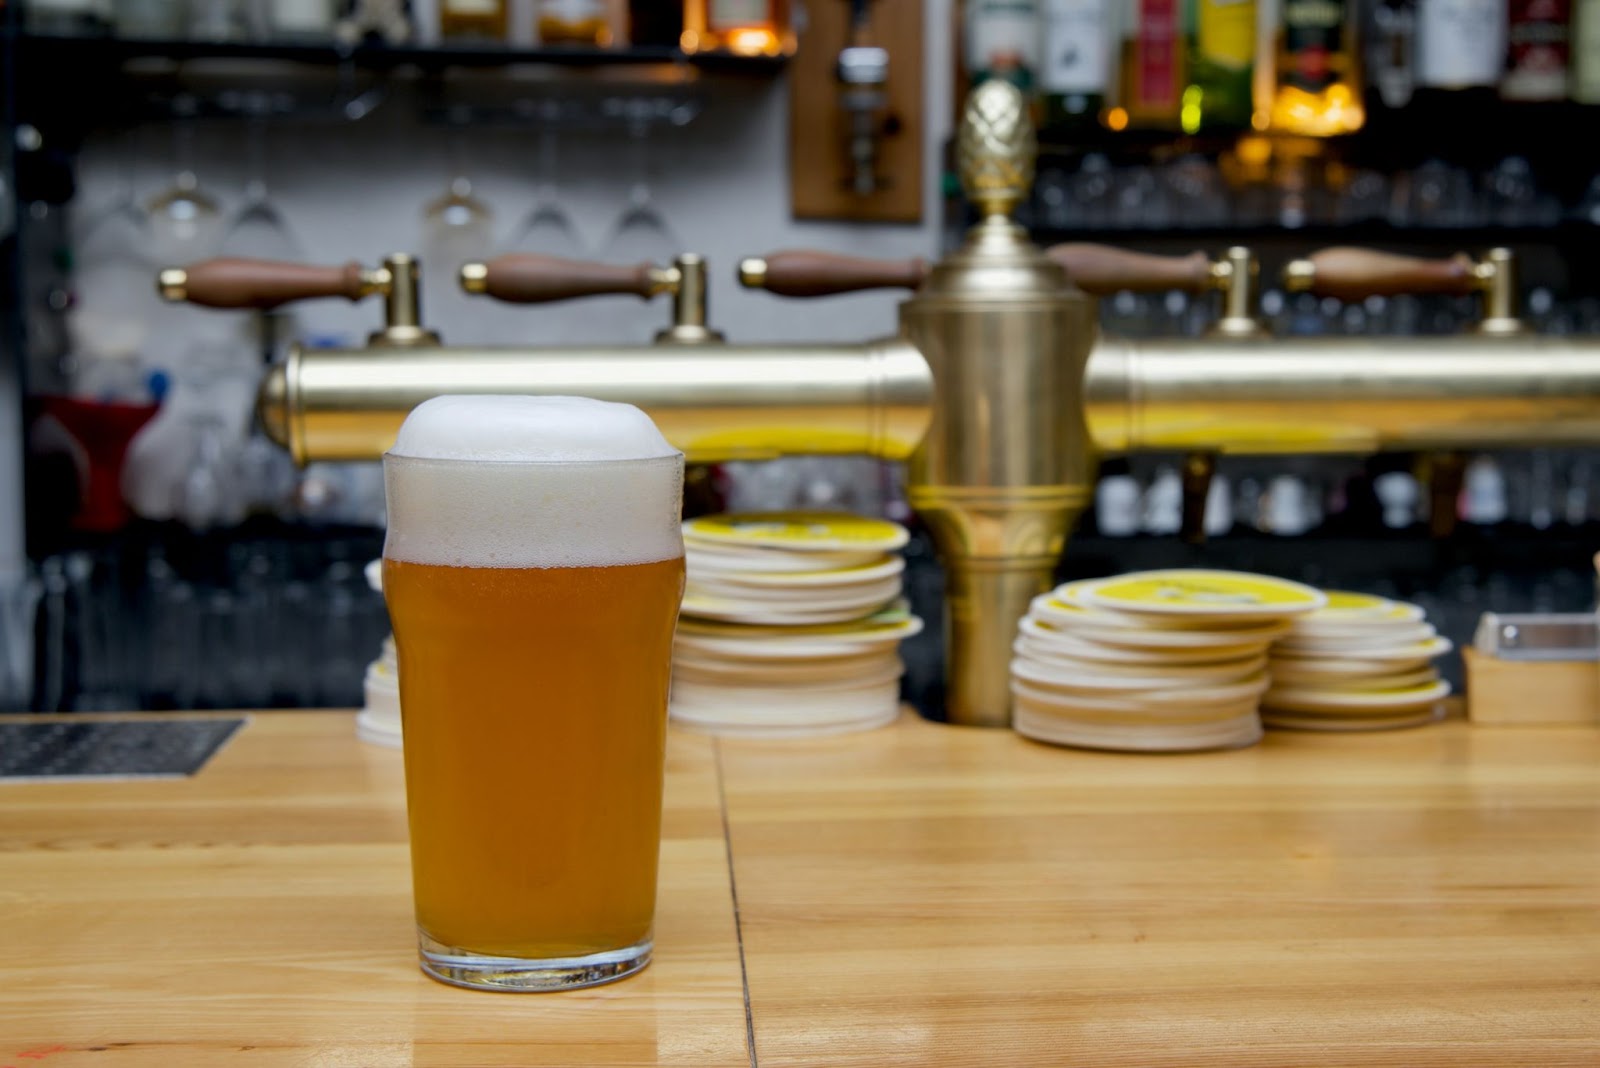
<box><xmin>1085</xmin><ymin>334</ymin><xmax>1600</xmax><ymax>454</ymax></box>
<box><xmin>257</xmin><ymin>340</ymin><xmax>933</xmax><ymax>465</ymax></box>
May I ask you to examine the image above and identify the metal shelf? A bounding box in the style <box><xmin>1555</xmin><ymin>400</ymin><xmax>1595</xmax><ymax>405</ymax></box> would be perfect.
<box><xmin>9</xmin><ymin>31</ymin><xmax>788</xmax><ymax>76</ymax></box>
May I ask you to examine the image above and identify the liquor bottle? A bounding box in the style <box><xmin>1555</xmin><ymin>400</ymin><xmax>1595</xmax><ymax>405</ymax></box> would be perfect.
<box><xmin>1366</xmin><ymin>0</ymin><xmax>1417</xmax><ymax>109</ymax></box>
<box><xmin>681</xmin><ymin>0</ymin><xmax>794</xmax><ymax>56</ymax></box>
<box><xmin>1577</xmin><ymin>0</ymin><xmax>1600</xmax><ymax>101</ymax></box>
<box><xmin>1041</xmin><ymin>0</ymin><xmax>1112</xmax><ymax>132</ymax></box>
<box><xmin>440</xmin><ymin>0</ymin><xmax>509</xmax><ymax>39</ymax></box>
<box><xmin>1416</xmin><ymin>0</ymin><xmax>1505</xmax><ymax>91</ymax></box>
<box><xmin>1269</xmin><ymin>0</ymin><xmax>1366</xmax><ymax>135</ymax></box>
<box><xmin>629</xmin><ymin>0</ymin><xmax>683</xmax><ymax>46</ymax></box>
<box><xmin>1112</xmin><ymin>0</ymin><xmax>1185</xmax><ymax>127</ymax></box>
<box><xmin>965</xmin><ymin>0</ymin><xmax>1041</xmax><ymax>90</ymax></box>
<box><xmin>538</xmin><ymin>0</ymin><xmax>616</xmax><ymax>45</ymax></box>
<box><xmin>1502</xmin><ymin>0</ymin><xmax>1571</xmax><ymax>100</ymax></box>
<box><xmin>1183</xmin><ymin>0</ymin><xmax>1257</xmax><ymax>131</ymax></box>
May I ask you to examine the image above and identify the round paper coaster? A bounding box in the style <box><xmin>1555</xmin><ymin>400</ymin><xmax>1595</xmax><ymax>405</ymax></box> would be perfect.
<box><xmin>1078</xmin><ymin>569</ymin><xmax>1327</xmax><ymax>619</ymax></box>
<box><xmin>1029</xmin><ymin>596</ymin><xmax>1294</xmax><ymax>645</ymax></box>
<box><xmin>1272</xmin><ymin>622</ymin><xmax>1438</xmax><ymax>654</ymax></box>
<box><xmin>1260</xmin><ymin>678</ymin><xmax>1451</xmax><ymax>714</ymax></box>
<box><xmin>685</xmin><ymin>577</ymin><xmax>903</xmax><ymax>611</ymax></box>
<box><xmin>1261</xmin><ymin>703</ymin><xmax>1446</xmax><ymax>732</ymax></box>
<box><xmin>686</xmin><ymin>543</ymin><xmax>884</xmax><ymax>573</ymax></box>
<box><xmin>1014</xmin><ymin>702</ymin><xmax>1263</xmax><ymax>752</ymax></box>
<box><xmin>1270</xmin><ymin>636</ymin><xmax>1453</xmax><ymax>663</ymax></box>
<box><xmin>684</xmin><ymin>512</ymin><xmax>909</xmax><ymax>552</ymax></box>
<box><xmin>1013</xmin><ymin>663</ymin><xmax>1270</xmax><ymax>706</ymax></box>
<box><xmin>1015</xmin><ymin>638</ymin><xmax>1268</xmax><ymax>680</ymax></box>
<box><xmin>1011</xmin><ymin>651</ymin><xmax>1267</xmax><ymax>691</ymax></box>
<box><xmin>1263</xmin><ymin>664</ymin><xmax>1439</xmax><ymax>692</ymax></box>
<box><xmin>690</xmin><ymin>556</ymin><xmax>905</xmax><ymax>588</ymax></box>
<box><xmin>1018</xmin><ymin>617</ymin><xmax>1273</xmax><ymax>664</ymax></box>
<box><xmin>670</xmin><ymin>706</ymin><xmax>901</xmax><ymax>739</ymax></box>
<box><xmin>1307</xmin><ymin>591</ymin><xmax>1432</xmax><ymax>624</ymax></box>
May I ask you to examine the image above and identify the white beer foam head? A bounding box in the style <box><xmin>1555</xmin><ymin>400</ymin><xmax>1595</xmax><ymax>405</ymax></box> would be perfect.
<box><xmin>384</xmin><ymin>395</ymin><xmax>683</xmax><ymax>569</ymax></box>
<box><xmin>389</xmin><ymin>394</ymin><xmax>677</xmax><ymax>462</ymax></box>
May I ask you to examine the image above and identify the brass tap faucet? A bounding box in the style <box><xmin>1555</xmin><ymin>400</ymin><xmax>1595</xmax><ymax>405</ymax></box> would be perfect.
<box><xmin>160</xmin><ymin>82</ymin><xmax>1600</xmax><ymax>729</ymax></box>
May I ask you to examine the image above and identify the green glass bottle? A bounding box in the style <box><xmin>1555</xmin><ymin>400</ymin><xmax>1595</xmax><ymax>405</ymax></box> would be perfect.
<box><xmin>1183</xmin><ymin>0</ymin><xmax>1257</xmax><ymax>132</ymax></box>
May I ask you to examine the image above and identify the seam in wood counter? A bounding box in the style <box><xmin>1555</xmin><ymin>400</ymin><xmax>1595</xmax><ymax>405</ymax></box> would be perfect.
<box><xmin>2</xmin><ymin>709</ymin><xmax>1598</xmax><ymax>1067</ymax></box>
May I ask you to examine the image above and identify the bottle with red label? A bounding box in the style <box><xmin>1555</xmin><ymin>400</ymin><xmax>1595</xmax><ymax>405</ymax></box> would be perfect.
<box><xmin>1113</xmin><ymin>0</ymin><xmax>1186</xmax><ymax>127</ymax></box>
<box><xmin>1502</xmin><ymin>0</ymin><xmax>1571</xmax><ymax>100</ymax></box>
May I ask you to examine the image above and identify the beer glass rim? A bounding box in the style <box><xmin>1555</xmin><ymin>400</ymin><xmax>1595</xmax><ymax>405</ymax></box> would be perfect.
<box><xmin>383</xmin><ymin>451</ymin><xmax>684</xmax><ymax>467</ymax></box>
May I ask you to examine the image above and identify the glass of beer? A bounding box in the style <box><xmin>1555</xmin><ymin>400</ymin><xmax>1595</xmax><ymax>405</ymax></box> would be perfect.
<box><xmin>382</xmin><ymin>394</ymin><xmax>684</xmax><ymax>992</ymax></box>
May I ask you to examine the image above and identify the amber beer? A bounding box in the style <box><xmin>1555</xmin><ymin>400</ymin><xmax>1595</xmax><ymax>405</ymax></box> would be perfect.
<box><xmin>382</xmin><ymin>395</ymin><xmax>684</xmax><ymax>992</ymax></box>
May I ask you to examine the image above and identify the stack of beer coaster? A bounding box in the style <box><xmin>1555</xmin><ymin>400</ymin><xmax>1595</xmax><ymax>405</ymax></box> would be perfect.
<box><xmin>1010</xmin><ymin>569</ymin><xmax>1327</xmax><ymax>752</ymax></box>
<box><xmin>1262</xmin><ymin>591</ymin><xmax>1453</xmax><ymax>731</ymax></box>
<box><xmin>670</xmin><ymin>512</ymin><xmax>920</xmax><ymax>737</ymax></box>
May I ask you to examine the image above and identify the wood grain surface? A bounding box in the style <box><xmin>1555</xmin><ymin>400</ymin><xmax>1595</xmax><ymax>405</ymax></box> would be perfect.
<box><xmin>2</xmin><ymin>709</ymin><xmax>1598</xmax><ymax>1066</ymax></box>
<box><xmin>718</xmin><ymin>711</ymin><xmax>1600</xmax><ymax>1068</ymax></box>
<box><xmin>0</xmin><ymin>713</ymin><xmax>749</xmax><ymax>1068</ymax></box>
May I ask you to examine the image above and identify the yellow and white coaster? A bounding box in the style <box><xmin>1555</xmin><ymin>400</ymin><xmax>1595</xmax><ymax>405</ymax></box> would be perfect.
<box><xmin>1262</xmin><ymin>678</ymin><xmax>1452</xmax><ymax>714</ymax></box>
<box><xmin>684</xmin><ymin>511</ymin><xmax>909</xmax><ymax>553</ymax></box>
<box><xmin>1077</xmin><ymin>569</ymin><xmax>1327</xmax><ymax>619</ymax></box>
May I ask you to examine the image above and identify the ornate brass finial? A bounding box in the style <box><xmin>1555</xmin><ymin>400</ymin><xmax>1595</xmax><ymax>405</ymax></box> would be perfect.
<box><xmin>956</xmin><ymin>80</ymin><xmax>1036</xmax><ymax>220</ymax></box>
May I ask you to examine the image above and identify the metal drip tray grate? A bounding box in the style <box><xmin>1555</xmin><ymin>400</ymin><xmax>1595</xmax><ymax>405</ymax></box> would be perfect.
<box><xmin>0</xmin><ymin>718</ymin><xmax>245</xmax><ymax>780</ymax></box>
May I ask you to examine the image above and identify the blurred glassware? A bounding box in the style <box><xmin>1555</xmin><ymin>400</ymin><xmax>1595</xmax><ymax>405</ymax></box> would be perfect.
<box><xmin>146</xmin><ymin>104</ymin><xmax>225</xmax><ymax>266</ymax></box>
<box><xmin>220</xmin><ymin>114</ymin><xmax>301</xmax><ymax>262</ymax></box>
<box><xmin>504</xmin><ymin>104</ymin><xmax>583</xmax><ymax>257</ymax></box>
<box><xmin>1398</xmin><ymin>159</ymin><xmax>1480</xmax><ymax>228</ymax></box>
<box><xmin>1374</xmin><ymin>471</ymin><xmax>1421</xmax><ymax>529</ymax></box>
<box><xmin>421</xmin><ymin>118</ymin><xmax>497</xmax><ymax>342</ymax></box>
<box><xmin>189</xmin><ymin>0</ymin><xmax>267</xmax><ymax>40</ymax></box>
<box><xmin>1034</xmin><ymin>167</ymin><xmax>1071</xmax><ymax>230</ymax></box>
<box><xmin>0</xmin><ymin>570</ymin><xmax>40</xmax><ymax>712</ymax></box>
<box><xmin>1573</xmin><ymin>175</ymin><xmax>1600</xmax><ymax>226</ymax></box>
<box><xmin>600</xmin><ymin>98</ymin><xmax>685</xmax><ymax>341</ymax></box>
<box><xmin>601</xmin><ymin>98</ymin><xmax>682</xmax><ymax>263</ymax></box>
<box><xmin>1095</xmin><ymin>474</ymin><xmax>1142</xmax><ymax>536</ymax></box>
<box><xmin>1066</xmin><ymin>153</ymin><xmax>1114</xmax><ymax>230</ymax></box>
<box><xmin>268</xmin><ymin>0</ymin><xmax>334</xmax><ymax>40</ymax></box>
<box><xmin>71</xmin><ymin>134</ymin><xmax>156</xmax><ymax>365</ymax></box>
<box><xmin>1482</xmin><ymin>156</ymin><xmax>1561</xmax><ymax>227</ymax></box>
<box><xmin>1109</xmin><ymin>165</ymin><xmax>1173</xmax><ymax>230</ymax></box>
<box><xmin>1141</xmin><ymin>464</ymin><xmax>1182</xmax><ymax>534</ymax></box>
<box><xmin>1334</xmin><ymin>168</ymin><xmax>1389</xmax><ymax>224</ymax></box>
<box><xmin>1162</xmin><ymin>155</ymin><xmax>1229</xmax><ymax>227</ymax></box>
<box><xmin>114</xmin><ymin>0</ymin><xmax>188</xmax><ymax>36</ymax></box>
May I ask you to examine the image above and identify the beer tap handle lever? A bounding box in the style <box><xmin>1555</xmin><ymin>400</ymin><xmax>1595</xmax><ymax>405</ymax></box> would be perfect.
<box><xmin>1045</xmin><ymin>243</ymin><xmax>1266</xmax><ymax>339</ymax></box>
<box><xmin>738</xmin><ymin>250</ymin><xmax>928</xmax><ymax>297</ymax></box>
<box><xmin>158</xmin><ymin>253</ymin><xmax>439</xmax><ymax>347</ymax></box>
<box><xmin>1284</xmin><ymin>246</ymin><xmax>1526</xmax><ymax>336</ymax></box>
<box><xmin>460</xmin><ymin>253</ymin><xmax>722</xmax><ymax>344</ymax></box>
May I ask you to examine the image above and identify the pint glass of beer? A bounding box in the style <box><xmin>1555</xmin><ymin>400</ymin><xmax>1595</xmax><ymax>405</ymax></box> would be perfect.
<box><xmin>382</xmin><ymin>395</ymin><xmax>684</xmax><ymax>991</ymax></box>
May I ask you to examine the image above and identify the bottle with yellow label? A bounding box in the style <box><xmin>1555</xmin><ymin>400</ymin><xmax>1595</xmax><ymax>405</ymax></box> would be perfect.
<box><xmin>1269</xmin><ymin>0</ymin><xmax>1366</xmax><ymax>135</ymax></box>
<box><xmin>534</xmin><ymin>0</ymin><xmax>614</xmax><ymax>46</ymax></box>
<box><xmin>440</xmin><ymin>0</ymin><xmax>509</xmax><ymax>39</ymax></box>
<box><xmin>1182</xmin><ymin>0</ymin><xmax>1257</xmax><ymax>131</ymax></box>
<box><xmin>681</xmin><ymin>0</ymin><xmax>795</xmax><ymax>56</ymax></box>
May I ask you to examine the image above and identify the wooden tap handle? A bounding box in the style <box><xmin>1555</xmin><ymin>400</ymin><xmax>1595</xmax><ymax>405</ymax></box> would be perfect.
<box><xmin>1044</xmin><ymin>243</ymin><xmax>1214</xmax><ymax>295</ymax></box>
<box><xmin>460</xmin><ymin>254</ymin><xmax>669</xmax><ymax>303</ymax></box>
<box><xmin>738</xmin><ymin>251</ymin><xmax>928</xmax><ymax>297</ymax></box>
<box><xmin>1283</xmin><ymin>247</ymin><xmax>1479</xmax><ymax>300</ymax></box>
<box><xmin>157</xmin><ymin>258</ymin><xmax>373</xmax><ymax>309</ymax></box>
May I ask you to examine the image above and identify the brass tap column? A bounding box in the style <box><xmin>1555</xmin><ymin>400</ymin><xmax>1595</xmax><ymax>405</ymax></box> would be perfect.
<box><xmin>899</xmin><ymin>83</ymin><xmax>1095</xmax><ymax>727</ymax></box>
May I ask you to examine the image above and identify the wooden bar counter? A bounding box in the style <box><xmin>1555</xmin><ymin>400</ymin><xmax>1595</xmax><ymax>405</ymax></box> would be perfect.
<box><xmin>2</xmin><ymin>709</ymin><xmax>1598</xmax><ymax>1066</ymax></box>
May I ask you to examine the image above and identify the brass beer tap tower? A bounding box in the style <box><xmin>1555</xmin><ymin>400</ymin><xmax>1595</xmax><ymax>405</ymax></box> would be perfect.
<box><xmin>159</xmin><ymin>82</ymin><xmax>1600</xmax><ymax>728</ymax></box>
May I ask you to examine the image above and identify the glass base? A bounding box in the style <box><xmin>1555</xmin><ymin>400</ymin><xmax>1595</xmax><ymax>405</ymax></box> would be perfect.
<box><xmin>417</xmin><ymin>930</ymin><xmax>652</xmax><ymax>992</ymax></box>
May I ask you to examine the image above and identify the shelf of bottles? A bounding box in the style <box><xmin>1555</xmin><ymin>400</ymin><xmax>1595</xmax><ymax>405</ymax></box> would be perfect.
<box><xmin>6</xmin><ymin>2</ymin><xmax>793</xmax><ymax>76</ymax></box>
<box><xmin>962</xmin><ymin>0</ymin><xmax>1600</xmax><ymax>247</ymax></box>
